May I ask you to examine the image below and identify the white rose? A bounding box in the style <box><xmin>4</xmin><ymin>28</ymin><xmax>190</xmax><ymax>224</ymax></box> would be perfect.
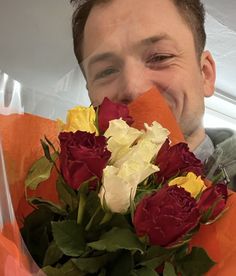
<box><xmin>99</xmin><ymin>120</ymin><xmax>167</xmax><ymax>214</ymax></box>
<box><xmin>104</xmin><ymin>119</ymin><xmax>141</xmax><ymax>163</ymax></box>
<box><xmin>114</xmin><ymin>139</ymin><xmax>158</xmax><ymax>167</ymax></box>
<box><xmin>113</xmin><ymin>121</ymin><xmax>169</xmax><ymax>167</ymax></box>
<box><xmin>99</xmin><ymin>161</ymin><xmax>158</xmax><ymax>213</ymax></box>
<box><xmin>141</xmin><ymin>121</ymin><xmax>169</xmax><ymax>147</ymax></box>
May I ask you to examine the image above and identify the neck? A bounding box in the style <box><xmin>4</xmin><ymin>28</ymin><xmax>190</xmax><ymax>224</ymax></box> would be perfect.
<box><xmin>185</xmin><ymin>127</ymin><xmax>206</xmax><ymax>152</ymax></box>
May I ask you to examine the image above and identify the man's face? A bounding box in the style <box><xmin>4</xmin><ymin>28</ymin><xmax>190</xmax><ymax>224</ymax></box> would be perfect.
<box><xmin>81</xmin><ymin>0</ymin><xmax>215</xmax><ymax>147</ymax></box>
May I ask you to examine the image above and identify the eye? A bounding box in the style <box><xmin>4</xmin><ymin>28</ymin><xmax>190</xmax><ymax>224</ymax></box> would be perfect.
<box><xmin>95</xmin><ymin>67</ymin><xmax>118</xmax><ymax>80</ymax></box>
<box><xmin>146</xmin><ymin>53</ymin><xmax>173</xmax><ymax>64</ymax></box>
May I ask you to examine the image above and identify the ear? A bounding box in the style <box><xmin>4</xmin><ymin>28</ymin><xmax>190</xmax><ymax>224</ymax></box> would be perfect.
<box><xmin>201</xmin><ymin>50</ymin><xmax>216</xmax><ymax>97</ymax></box>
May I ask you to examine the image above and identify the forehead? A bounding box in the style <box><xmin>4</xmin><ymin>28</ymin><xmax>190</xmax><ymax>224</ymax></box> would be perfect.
<box><xmin>82</xmin><ymin>0</ymin><xmax>193</xmax><ymax>60</ymax></box>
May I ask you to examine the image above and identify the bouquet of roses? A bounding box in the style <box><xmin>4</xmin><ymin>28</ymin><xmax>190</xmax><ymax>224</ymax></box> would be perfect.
<box><xmin>21</xmin><ymin>88</ymin><xmax>228</xmax><ymax>276</ymax></box>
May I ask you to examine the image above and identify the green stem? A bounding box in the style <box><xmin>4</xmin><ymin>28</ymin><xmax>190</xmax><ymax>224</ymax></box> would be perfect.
<box><xmin>85</xmin><ymin>205</ymin><xmax>101</xmax><ymax>231</ymax></box>
<box><xmin>52</xmin><ymin>159</ymin><xmax>60</xmax><ymax>175</ymax></box>
<box><xmin>77</xmin><ymin>192</ymin><xmax>86</xmax><ymax>224</ymax></box>
<box><xmin>100</xmin><ymin>212</ymin><xmax>113</xmax><ymax>225</ymax></box>
<box><xmin>211</xmin><ymin>171</ymin><xmax>223</xmax><ymax>184</ymax></box>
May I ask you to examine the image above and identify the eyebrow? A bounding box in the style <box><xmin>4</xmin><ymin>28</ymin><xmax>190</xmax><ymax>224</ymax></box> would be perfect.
<box><xmin>138</xmin><ymin>34</ymin><xmax>173</xmax><ymax>46</ymax></box>
<box><xmin>85</xmin><ymin>34</ymin><xmax>173</xmax><ymax>71</ymax></box>
<box><xmin>86</xmin><ymin>52</ymin><xmax>116</xmax><ymax>72</ymax></box>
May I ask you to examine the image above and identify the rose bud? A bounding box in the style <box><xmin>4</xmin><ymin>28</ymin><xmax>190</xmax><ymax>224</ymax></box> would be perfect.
<box><xmin>98</xmin><ymin>97</ymin><xmax>133</xmax><ymax>133</ymax></box>
<box><xmin>133</xmin><ymin>185</ymin><xmax>200</xmax><ymax>247</ymax></box>
<box><xmin>197</xmin><ymin>183</ymin><xmax>228</xmax><ymax>222</ymax></box>
<box><xmin>155</xmin><ymin>140</ymin><xmax>203</xmax><ymax>184</ymax></box>
<box><xmin>59</xmin><ymin>131</ymin><xmax>111</xmax><ymax>190</ymax></box>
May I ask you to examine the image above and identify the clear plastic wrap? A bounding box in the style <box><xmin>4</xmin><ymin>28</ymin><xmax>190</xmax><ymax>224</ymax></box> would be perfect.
<box><xmin>0</xmin><ymin>70</ymin><xmax>88</xmax><ymax>275</ymax></box>
<box><xmin>0</xmin><ymin>141</ymin><xmax>44</xmax><ymax>275</ymax></box>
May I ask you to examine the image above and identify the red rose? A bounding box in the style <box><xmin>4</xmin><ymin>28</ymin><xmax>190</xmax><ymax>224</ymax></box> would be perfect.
<box><xmin>133</xmin><ymin>186</ymin><xmax>200</xmax><ymax>247</ymax></box>
<box><xmin>197</xmin><ymin>183</ymin><xmax>228</xmax><ymax>221</ymax></box>
<box><xmin>59</xmin><ymin>131</ymin><xmax>111</xmax><ymax>190</ymax></box>
<box><xmin>98</xmin><ymin>97</ymin><xmax>133</xmax><ymax>133</ymax></box>
<box><xmin>155</xmin><ymin>140</ymin><xmax>203</xmax><ymax>184</ymax></box>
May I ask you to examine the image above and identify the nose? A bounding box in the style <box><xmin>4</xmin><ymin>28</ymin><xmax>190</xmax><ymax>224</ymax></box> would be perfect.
<box><xmin>115</xmin><ymin>60</ymin><xmax>152</xmax><ymax>104</ymax></box>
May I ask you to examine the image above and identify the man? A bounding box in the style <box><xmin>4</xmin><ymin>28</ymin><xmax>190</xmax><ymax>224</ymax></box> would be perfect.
<box><xmin>70</xmin><ymin>0</ymin><xmax>236</xmax><ymax>189</ymax></box>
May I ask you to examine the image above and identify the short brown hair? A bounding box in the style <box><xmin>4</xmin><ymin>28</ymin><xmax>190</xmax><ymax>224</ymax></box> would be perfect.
<box><xmin>70</xmin><ymin>0</ymin><xmax>206</xmax><ymax>64</ymax></box>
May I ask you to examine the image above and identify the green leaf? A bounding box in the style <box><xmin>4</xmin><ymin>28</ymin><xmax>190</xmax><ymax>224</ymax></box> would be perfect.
<box><xmin>22</xmin><ymin>205</ymin><xmax>54</xmax><ymax>230</ymax></box>
<box><xmin>28</xmin><ymin>197</ymin><xmax>67</xmax><ymax>216</ymax></box>
<box><xmin>131</xmin><ymin>267</ymin><xmax>157</xmax><ymax>276</ymax></box>
<box><xmin>176</xmin><ymin>247</ymin><xmax>216</xmax><ymax>276</ymax></box>
<box><xmin>72</xmin><ymin>254</ymin><xmax>111</xmax><ymax>273</ymax></box>
<box><xmin>109</xmin><ymin>251</ymin><xmax>133</xmax><ymax>276</ymax></box>
<box><xmin>174</xmin><ymin>244</ymin><xmax>189</xmax><ymax>261</ymax></box>
<box><xmin>52</xmin><ymin>220</ymin><xmax>86</xmax><ymax>257</ymax></box>
<box><xmin>98</xmin><ymin>269</ymin><xmax>107</xmax><ymax>276</ymax></box>
<box><xmin>21</xmin><ymin>207</ymin><xmax>54</xmax><ymax>266</ymax></box>
<box><xmin>43</xmin><ymin>241</ymin><xmax>64</xmax><ymax>266</ymax></box>
<box><xmin>42</xmin><ymin>266</ymin><xmax>65</xmax><ymax>276</ymax></box>
<box><xmin>163</xmin><ymin>262</ymin><xmax>177</xmax><ymax>276</ymax></box>
<box><xmin>43</xmin><ymin>260</ymin><xmax>86</xmax><ymax>276</ymax></box>
<box><xmin>110</xmin><ymin>213</ymin><xmax>132</xmax><ymax>229</ymax></box>
<box><xmin>56</xmin><ymin>176</ymin><xmax>78</xmax><ymax>211</ymax></box>
<box><xmin>140</xmin><ymin>246</ymin><xmax>176</xmax><ymax>270</ymax></box>
<box><xmin>60</xmin><ymin>260</ymin><xmax>85</xmax><ymax>275</ymax></box>
<box><xmin>25</xmin><ymin>152</ymin><xmax>57</xmax><ymax>190</ymax></box>
<box><xmin>145</xmin><ymin>246</ymin><xmax>173</xmax><ymax>259</ymax></box>
<box><xmin>87</xmin><ymin>227</ymin><xmax>145</xmax><ymax>253</ymax></box>
<box><xmin>141</xmin><ymin>256</ymin><xmax>168</xmax><ymax>270</ymax></box>
<box><xmin>41</xmin><ymin>139</ymin><xmax>53</xmax><ymax>162</ymax></box>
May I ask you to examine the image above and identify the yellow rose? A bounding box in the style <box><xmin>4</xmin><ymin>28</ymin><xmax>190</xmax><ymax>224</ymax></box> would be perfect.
<box><xmin>168</xmin><ymin>172</ymin><xmax>206</xmax><ymax>198</ymax></box>
<box><xmin>58</xmin><ymin>106</ymin><xmax>98</xmax><ymax>134</ymax></box>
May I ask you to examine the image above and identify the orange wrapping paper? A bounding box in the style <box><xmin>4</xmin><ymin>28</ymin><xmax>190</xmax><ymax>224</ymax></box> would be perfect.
<box><xmin>0</xmin><ymin>222</ymin><xmax>34</xmax><ymax>276</ymax></box>
<box><xmin>0</xmin><ymin>90</ymin><xmax>235</xmax><ymax>274</ymax></box>
<box><xmin>128</xmin><ymin>87</ymin><xmax>185</xmax><ymax>145</ymax></box>
<box><xmin>191</xmin><ymin>190</ymin><xmax>236</xmax><ymax>275</ymax></box>
<box><xmin>0</xmin><ymin>113</ymin><xmax>59</xmax><ymax>226</ymax></box>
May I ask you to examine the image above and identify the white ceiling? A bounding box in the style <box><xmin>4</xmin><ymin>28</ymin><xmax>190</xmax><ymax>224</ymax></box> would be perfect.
<box><xmin>0</xmin><ymin>0</ymin><xmax>76</xmax><ymax>92</ymax></box>
<box><xmin>0</xmin><ymin>0</ymin><xmax>236</xmax><ymax>102</ymax></box>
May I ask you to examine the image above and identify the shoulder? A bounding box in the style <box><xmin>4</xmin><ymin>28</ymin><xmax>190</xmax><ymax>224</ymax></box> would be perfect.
<box><xmin>206</xmin><ymin>128</ymin><xmax>236</xmax><ymax>190</ymax></box>
<box><xmin>206</xmin><ymin>128</ymin><xmax>235</xmax><ymax>147</ymax></box>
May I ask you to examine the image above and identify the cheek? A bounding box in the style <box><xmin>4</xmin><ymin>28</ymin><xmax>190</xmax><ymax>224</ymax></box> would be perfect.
<box><xmin>153</xmin><ymin>80</ymin><xmax>183</xmax><ymax>119</ymax></box>
<box><xmin>150</xmin><ymin>69</ymin><xmax>182</xmax><ymax>99</ymax></box>
<box><xmin>88</xmin><ymin>85</ymin><xmax>101</xmax><ymax>106</ymax></box>
<box><xmin>88</xmin><ymin>91</ymin><xmax>103</xmax><ymax>106</ymax></box>
<box><xmin>88</xmin><ymin>84</ymin><xmax>118</xmax><ymax>106</ymax></box>
<box><xmin>164</xmin><ymin>72</ymin><xmax>203</xmax><ymax>116</ymax></box>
